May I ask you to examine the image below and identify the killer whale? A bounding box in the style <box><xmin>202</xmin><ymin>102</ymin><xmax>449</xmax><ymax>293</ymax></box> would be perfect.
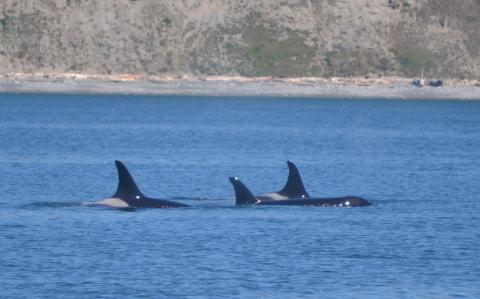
<box><xmin>97</xmin><ymin>160</ymin><xmax>189</xmax><ymax>209</ymax></box>
<box><xmin>256</xmin><ymin>161</ymin><xmax>310</xmax><ymax>200</ymax></box>
<box><xmin>229</xmin><ymin>177</ymin><xmax>370</xmax><ymax>207</ymax></box>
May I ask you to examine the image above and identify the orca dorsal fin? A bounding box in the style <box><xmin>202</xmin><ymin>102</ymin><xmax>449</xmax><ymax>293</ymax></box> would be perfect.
<box><xmin>229</xmin><ymin>177</ymin><xmax>258</xmax><ymax>205</ymax></box>
<box><xmin>113</xmin><ymin>160</ymin><xmax>144</xmax><ymax>198</ymax></box>
<box><xmin>279</xmin><ymin>161</ymin><xmax>310</xmax><ymax>198</ymax></box>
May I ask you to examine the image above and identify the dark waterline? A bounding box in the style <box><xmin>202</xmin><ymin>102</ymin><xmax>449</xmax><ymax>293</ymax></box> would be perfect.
<box><xmin>1</xmin><ymin>94</ymin><xmax>479</xmax><ymax>298</ymax></box>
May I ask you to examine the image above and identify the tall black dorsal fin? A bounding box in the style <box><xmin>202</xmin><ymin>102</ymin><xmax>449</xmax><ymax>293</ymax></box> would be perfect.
<box><xmin>229</xmin><ymin>177</ymin><xmax>258</xmax><ymax>205</ymax></box>
<box><xmin>279</xmin><ymin>161</ymin><xmax>310</xmax><ymax>198</ymax></box>
<box><xmin>113</xmin><ymin>160</ymin><xmax>144</xmax><ymax>198</ymax></box>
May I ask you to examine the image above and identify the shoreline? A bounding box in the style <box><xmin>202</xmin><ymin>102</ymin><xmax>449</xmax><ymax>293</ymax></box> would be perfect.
<box><xmin>1</xmin><ymin>73</ymin><xmax>480</xmax><ymax>100</ymax></box>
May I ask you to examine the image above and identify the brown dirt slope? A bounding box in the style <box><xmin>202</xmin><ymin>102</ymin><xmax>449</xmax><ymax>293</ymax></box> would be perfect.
<box><xmin>0</xmin><ymin>0</ymin><xmax>478</xmax><ymax>78</ymax></box>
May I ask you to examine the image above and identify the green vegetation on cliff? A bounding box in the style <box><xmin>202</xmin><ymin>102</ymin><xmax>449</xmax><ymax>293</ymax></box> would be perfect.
<box><xmin>0</xmin><ymin>0</ymin><xmax>479</xmax><ymax>78</ymax></box>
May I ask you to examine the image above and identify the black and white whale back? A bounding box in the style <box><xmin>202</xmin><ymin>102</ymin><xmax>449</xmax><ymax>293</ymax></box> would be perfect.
<box><xmin>98</xmin><ymin>160</ymin><xmax>189</xmax><ymax>209</ymax></box>
<box><xmin>256</xmin><ymin>161</ymin><xmax>310</xmax><ymax>200</ymax></box>
<box><xmin>279</xmin><ymin>161</ymin><xmax>310</xmax><ymax>198</ymax></box>
<box><xmin>112</xmin><ymin>160</ymin><xmax>144</xmax><ymax>199</ymax></box>
<box><xmin>229</xmin><ymin>177</ymin><xmax>258</xmax><ymax>205</ymax></box>
<box><xmin>229</xmin><ymin>175</ymin><xmax>370</xmax><ymax>207</ymax></box>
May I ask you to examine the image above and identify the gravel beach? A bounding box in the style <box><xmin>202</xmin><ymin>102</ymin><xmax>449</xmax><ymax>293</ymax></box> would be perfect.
<box><xmin>1</xmin><ymin>74</ymin><xmax>479</xmax><ymax>100</ymax></box>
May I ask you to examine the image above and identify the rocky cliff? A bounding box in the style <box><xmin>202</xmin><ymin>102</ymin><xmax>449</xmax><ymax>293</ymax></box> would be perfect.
<box><xmin>1</xmin><ymin>0</ymin><xmax>479</xmax><ymax>78</ymax></box>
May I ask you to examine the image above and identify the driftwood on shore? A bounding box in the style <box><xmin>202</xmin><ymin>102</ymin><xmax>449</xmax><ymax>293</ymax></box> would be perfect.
<box><xmin>2</xmin><ymin>72</ymin><xmax>479</xmax><ymax>87</ymax></box>
<box><xmin>0</xmin><ymin>73</ymin><xmax>479</xmax><ymax>100</ymax></box>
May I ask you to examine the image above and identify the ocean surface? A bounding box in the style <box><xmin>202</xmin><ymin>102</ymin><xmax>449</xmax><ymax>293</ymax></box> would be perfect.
<box><xmin>0</xmin><ymin>93</ymin><xmax>479</xmax><ymax>298</ymax></box>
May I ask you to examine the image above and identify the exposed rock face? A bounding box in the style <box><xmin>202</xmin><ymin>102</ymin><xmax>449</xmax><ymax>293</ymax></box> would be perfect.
<box><xmin>0</xmin><ymin>0</ymin><xmax>479</xmax><ymax>78</ymax></box>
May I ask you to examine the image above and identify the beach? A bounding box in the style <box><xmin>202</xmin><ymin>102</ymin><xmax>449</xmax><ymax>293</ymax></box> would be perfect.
<box><xmin>1</xmin><ymin>73</ymin><xmax>480</xmax><ymax>100</ymax></box>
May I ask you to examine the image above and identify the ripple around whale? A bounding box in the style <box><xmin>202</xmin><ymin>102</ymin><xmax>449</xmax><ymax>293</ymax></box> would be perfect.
<box><xmin>166</xmin><ymin>196</ymin><xmax>212</xmax><ymax>201</ymax></box>
<box><xmin>16</xmin><ymin>198</ymin><xmax>223</xmax><ymax>211</ymax></box>
<box><xmin>18</xmin><ymin>201</ymin><xmax>93</xmax><ymax>210</ymax></box>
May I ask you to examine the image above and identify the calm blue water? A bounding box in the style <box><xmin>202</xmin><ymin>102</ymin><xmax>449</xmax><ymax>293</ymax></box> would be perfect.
<box><xmin>0</xmin><ymin>94</ymin><xmax>479</xmax><ymax>298</ymax></box>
